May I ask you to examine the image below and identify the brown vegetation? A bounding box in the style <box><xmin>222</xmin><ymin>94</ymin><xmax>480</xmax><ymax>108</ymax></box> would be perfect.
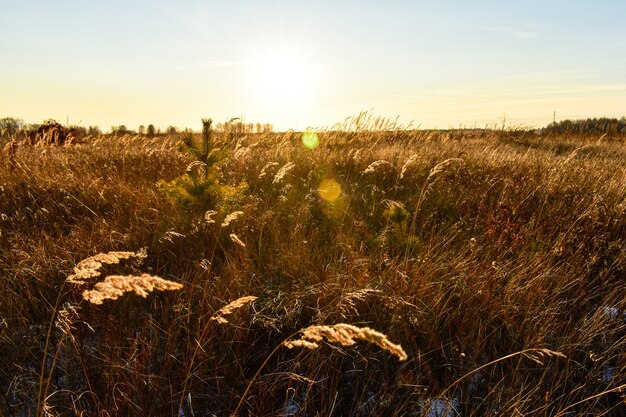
<box><xmin>0</xmin><ymin>125</ymin><xmax>625</xmax><ymax>416</ymax></box>
<box><xmin>32</xmin><ymin>121</ymin><xmax>77</xmax><ymax>146</ymax></box>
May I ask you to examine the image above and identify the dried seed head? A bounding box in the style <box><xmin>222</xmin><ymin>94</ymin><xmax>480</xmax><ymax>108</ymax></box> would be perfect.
<box><xmin>258</xmin><ymin>162</ymin><xmax>279</xmax><ymax>179</ymax></box>
<box><xmin>82</xmin><ymin>274</ymin><xmax>183</xmax><ymax>305</ymax></box>
<box><xmin>204</xmin><ymin>210</ymin><xmax>218</xmax><ymax>224</ymax></box>
<box><xmin>426</xmin><ymin>158</ymin><xmax>464</xmax><ymax>181</ymax></box>
<box><xmin>399</xmin><ymin>154</ymin><xmax>419</xmax><ymax>179</ymax></box>
<box><xmin>229</xmin><ymin>233</ymin><xmax>246</xmax><ymax>248</ymax></box>
<box><xmin>363</xmin><ymin>160</ymin><xmax>392</xmax><ymax>174</ymax></box>
<box><xmin>285</xmin><ymin>323</ymin><xmax>407</xmax><ymax>361</ymax></box>
<box><xmin>67</xmin><ymin>249</ymin><xmax>147</xmax><ymax>285</ymax></box>
<box><xmin>211</xmin><ymin>296</ymin><xmax>257</xmax><ymax>324</ymax></box>
<box><xmin>283</xmin><ymin>339</ymin><xmax>320</xmax><ymax>350</ymax></box>
<box><xmin>221</xmin><ymin>211</ymin><xmax>244</xmax><ymax>228</ymax></box>
<box><xmin>273</xmin><ymin>162</ymin><xmax>296</xmax><ymax>184</ymax></box>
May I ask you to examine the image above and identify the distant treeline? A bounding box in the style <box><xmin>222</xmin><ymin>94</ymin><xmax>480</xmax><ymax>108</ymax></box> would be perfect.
<box><xmin>544</xmin><ymin>117</ymin><xmax>626</xmax><ymax>135</ymax></box>
<box><xmin>0</xmin><ymin>117</ymin><xmax>274</xmax><ymax>139</ymax></box>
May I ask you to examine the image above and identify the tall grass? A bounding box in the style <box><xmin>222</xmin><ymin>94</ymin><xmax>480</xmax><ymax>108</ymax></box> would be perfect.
<box><xmin>0</xmin><ymin>126</ymin><xmax>625</xmax><ymax>415</ymax></box>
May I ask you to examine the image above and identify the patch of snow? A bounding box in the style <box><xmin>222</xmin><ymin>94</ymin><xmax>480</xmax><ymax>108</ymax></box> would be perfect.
<box><xmin>601</xmin><ymin>306</ymin><xmax>620</xmax><ymax>320</ymax></box>
<box><xmin>602</xmin><ymin>366</ymin><xmax>615</xmax><ymax>383</ymax></box>
<box><xmin>281</xmin><ymin>399</ymin><xmax>300</xmax><ymax>416</ymax></box>
<box><xmin>420</xmin><ymin>398</ymin><xmax>460</xmax><ymax>417</ymax></box>
<box><xmin>467</xmin><ymin>371</ymin><xmax>482</xmax><ymax>394</ymax></box>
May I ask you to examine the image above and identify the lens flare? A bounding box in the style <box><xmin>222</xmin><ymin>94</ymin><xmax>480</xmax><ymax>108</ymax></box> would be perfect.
<box><xmin>302</xmin><ymin>131</ymin><xmax>320</xmax><ymax>149</ymax></box>
<box><xmin>318</xmin><ymin>179</ymin><xmax>341</xmax><ymax>202</ymax></box>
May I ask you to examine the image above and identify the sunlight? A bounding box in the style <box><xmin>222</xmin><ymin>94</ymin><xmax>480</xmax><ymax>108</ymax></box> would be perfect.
<box><xmin>248</xmin><ymin>46</ymin><xmax>317</xmax><ymax>108</ymax></box>
<box><xmin>301</xmin><ymin>131</ymin><xmax>320</xmax><ymax>149</ymax></box>
<box><xmin>318</xmin><ymin>178</ymin><xmax>341</xmax><ymax>202</ymax></box>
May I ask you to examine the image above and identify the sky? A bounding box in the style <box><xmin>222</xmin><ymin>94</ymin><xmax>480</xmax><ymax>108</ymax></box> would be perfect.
<box><xmin>1</xmin><ymin>0</ymin><xmax>626</xmax><ymax>131</ymax></box>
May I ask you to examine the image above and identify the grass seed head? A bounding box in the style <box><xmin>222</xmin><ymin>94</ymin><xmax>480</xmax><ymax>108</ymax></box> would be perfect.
<box><xmin>66</xmin><ymin>249</ymin><xmax>147</xmax><ymax>285</ymax></box>
<box><xmin>82</xmin><ymin>274</ymin><xmax>183</xmax><ymax>305</ymax></box>
<box><xmin>221</xmin><ymin>211</ymin><xmax>244</xmax><ymax>228</ymax></box>
<box><xmin>287</xmin><ymin>323</ymin><xmax>407</xmax><ymax>361</ymax></box>
<box><xmin>211</xmin><ymin>296</ymin><xmax>258</xmax><ymax>324</ymax></box>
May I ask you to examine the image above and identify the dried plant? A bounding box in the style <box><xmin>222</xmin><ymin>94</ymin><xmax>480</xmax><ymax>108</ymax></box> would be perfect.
<box><xmin>204</xmin><ymin>209</ymin><xmax>218</xmax><ymax>224</ymax></box>
<box><xmin>229</xmin><ymin>233</ymin><xmax>246</xmax><ymax>248</ymax></box>
<box><xmin>399</xmin><ymin>153</ymin><xmax>419</xmax><ymax>179</ymax></box>
<box><xmin>66</xmin><ymin>249</ymin><xmax>147</xmax><ymax>285</ymax></box>
<box><xmin>4</xmin><ymin>121</ymin><xmax>626</xmax><ymax>415</ymax></box>
<box><xmin>409</xmin><ymin>158</ymin><xmax>464</xmax><ymax>235</ymax></box>
<box><xmin>65</xmin><ymin>249</ymin><xmax>182</xmax><ymax>305</ymax></box>
<box><xmin>285</xmin><ymin>323</ymin><xmax>407</xmax><ymax>361</ymax></box>
<box><xmin>363</xmin><ymin>159</ymin><xmax>392</xmax><ymax>174</ymax></box>
<box><xmin>337</xmin><ymin>288</ymin><xmax>382</xmax><ymax>317</ymax></box>
<box><xmin>54</xmin><ymin>302</ymin><xmax>80</xmax><ymax>343</ymax></box>
<box><xmin>81</xmin><ymin>274</ymin><xmax>183</xmax><ymax>304</ymax></box>
<box><xmin>221</xmin><ymin>211</ymin><xmax>244</xmax><ymax>228</ymax></box>
<box><xmin>272</xmin><ymin>161</ymin><xmax>295</xmax><ymax>184</ymax></box>
<box><xmin>562</xmin><ymin>144</ymin><xmax>592</xmax><ymax>164</ymax></box>
<box><xmin>211</xmin><ymin>296</ymin><xmax>257</xmax><ymax>324</ymax></box>
<box><xmin>258</xmin><ymin>161</ymin><xmax>279</xmax><ymax>179</ymax></box>
<box><xmin>234</xmin><ymin>322</ymin><xmax>407</xmax><ymax>415</ymax></box>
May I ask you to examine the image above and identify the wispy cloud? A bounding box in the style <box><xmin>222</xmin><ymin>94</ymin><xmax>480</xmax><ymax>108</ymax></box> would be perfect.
<box><xmin>480</xmin><ymin>26</ymin><xmax>540</xmax><ymax>40</ymax></box>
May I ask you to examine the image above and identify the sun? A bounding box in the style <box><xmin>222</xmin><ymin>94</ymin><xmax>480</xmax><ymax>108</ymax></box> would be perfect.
<box><xmin>248</xmin><ymin>46</ymin><xmax>317</xmax><ymax>107</ymax></box>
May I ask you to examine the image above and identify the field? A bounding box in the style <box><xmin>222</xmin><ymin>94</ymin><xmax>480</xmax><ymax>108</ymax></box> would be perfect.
<box><xmin>1</xmin><ymin>124</ymin><xmax>625</xmax><ymax>416</ymax></box>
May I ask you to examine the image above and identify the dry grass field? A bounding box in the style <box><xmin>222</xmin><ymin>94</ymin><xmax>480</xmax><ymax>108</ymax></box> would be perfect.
<box><xmin>1</xmin><ymin>122</ymin><xmax>625</xmax><ymax>416</ymax></box>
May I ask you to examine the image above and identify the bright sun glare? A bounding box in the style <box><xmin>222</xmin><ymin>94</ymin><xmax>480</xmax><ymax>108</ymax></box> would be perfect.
<box><xmin>249</xmin><ymin>47</ymin><xmax>317</xmax><ymax>108</ymax></box>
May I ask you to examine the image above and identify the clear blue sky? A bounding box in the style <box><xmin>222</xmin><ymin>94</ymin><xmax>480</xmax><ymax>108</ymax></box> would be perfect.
<box><xmin>1</xmin><ymin>0</ymin><xmax>625</xmax><ymax>130</ymax></box>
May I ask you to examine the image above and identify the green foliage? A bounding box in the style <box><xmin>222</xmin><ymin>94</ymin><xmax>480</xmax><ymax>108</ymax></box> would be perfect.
<box><xmin>159</xmin><ymin>118</ymin><xmax>246</xmax><ymax>220</ymax></box>
<box><xmin>88</xmin><ymin>126</ymin><xmax>101</xmax><ymax>136</ymax></box>
<box><xmin>0</xmin><ymin>117</ymin><xmax>24</xmax><ymax>136</ymax></box>
<box><xmin>111</xmin><ymin>125</ymin><xmax>130</xmax><ymax>136</ymax></box>
<box><xmin>383</xmin><ymin>200</ymin><xmax>409</xmax><ymax>224</ymax></box>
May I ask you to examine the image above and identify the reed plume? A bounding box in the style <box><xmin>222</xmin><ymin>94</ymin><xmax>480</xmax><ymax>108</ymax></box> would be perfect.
<box><xmin>363</xmin><ymin>159</ymin><xmax>392</xmax><ymax>174</ymax></box>
<box><xmin>272</xmin><ymin>161</ymin><xmax>295</xmax><ymax>184</ymax></box>
<box><xmin>204</xmin><ymin>209</ymin><xmax>218</xmax><ymax>224</ymax></box>
<box><xmin>82</xmin><ymin>274</ymin><xmax>183</xmax><ymax>304</ymax></box>
<box><xmin>211</xmin><ymin>296</ymin><xmax>257</xmax><ymax>324</ymax></box>
<box><xmin>409</xmin><ymin>158</ymin><xmax>464</xmax><ymax>236</ymax></box>
<box><xmin>258</xmin><ymin>161</ymin><xmax>279</xmax><ymax>179</ymax></box>
<box><xmin>284</xmin><ymin>323</ymin><xmax>407</xmax><ymax>361</ymax></box>
<box><xmin>66</xmin><ymin>249</ymin><xmax>147</xmax><ymax>285</ymax></box>
<box><xmin>221</xmin><ymin>211</ymin><xmax>244</xmax><ymax>228</ymax></box>
<box><xmin>399</xmin><ymin>154</ymin><xmax>419</xmax><ymax>179</ymax></box>
<box><xmin>229</xmin><ymin>233</ymin><xmax>246</xmax><ymax>248</ymax></box>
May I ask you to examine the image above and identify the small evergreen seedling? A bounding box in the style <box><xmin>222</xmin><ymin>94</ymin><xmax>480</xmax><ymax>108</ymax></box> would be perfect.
<box><xmin>159</xmin><ymin>119</ymin><xmax>244</xmax><ymax>219</ymax></box>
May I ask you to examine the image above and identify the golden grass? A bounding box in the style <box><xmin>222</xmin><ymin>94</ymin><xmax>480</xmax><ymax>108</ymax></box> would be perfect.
<box><xmin>81</xmin><ymin>274</ymin><xmax>183</xmax><ymax>304</ymax></box>
<box><xmin>221</xmin><ymin>210</ymin><xmax>244</xmax><ymax>228</ymax></box>
<box><xmin>284</xmin><ymin>323</ymin><xmax>408</xmax><ymax>361</ymax></box>
<box><xmin>1</xmin><ymin>126</ymin><xmax>625</xmax><ymax>416</ymax></box>
<box><xmin>66</xmin><ymin>250</ymin><xmax>147</xmax><ymax>285</ymax></box>
<box><xmin>210</xmin><ymin>296</ymin><xmax>257</xmax><ymax>324</ymax></box>
<box><xmin>65</xmin><ymin>250</ymin><xmax>183</xmax><ymax>304</ymax></box>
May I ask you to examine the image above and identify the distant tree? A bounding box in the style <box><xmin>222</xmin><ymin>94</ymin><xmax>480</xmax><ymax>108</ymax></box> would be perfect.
<box><xmin>88</xmin><ymin>126</ymin><xmax>102</xmax><ymax>136</ymax></box>
<box><xmin>166</xmin><ymin>126</ymin><xmax>178</xmax><ymax>135</ymax></box>
<box><xmin>71</xmin><ymin>126</ymin><xmax>88</xmax><ymax>137</ymax></box>
<box><xmin>138</xmin><ymin>125</ymin><xmax>146</xmax><ymax>135</ymax></box>
<box><xmin>545</xmin><ymin>117</ymin><xmax>625</xmax><ymax>135</ymax></box>
<box><xmin>0</xmin><ymin>117</ymin><xmax>24</xmax><ymax>136</ymax></box>
<box><xmin>147</xmin><ymin>124</ymin><xmax>156</xmax><ymax>138</ymax></box>
<box><xmin>111</xmin><ymin>125</ymin><xmax>130</xmax><ymax>136</ymax></box>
